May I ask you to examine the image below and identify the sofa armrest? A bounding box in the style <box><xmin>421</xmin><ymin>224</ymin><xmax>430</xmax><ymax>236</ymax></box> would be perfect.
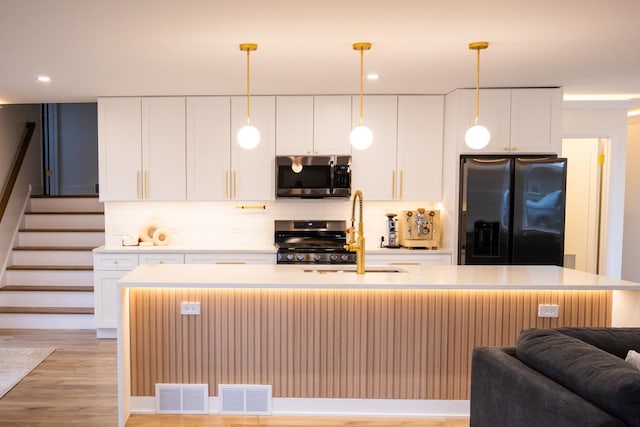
<box><xmin>470</xmin><ymin>347</ymin><xmax>626</xmax><ymax>427</ymax></box>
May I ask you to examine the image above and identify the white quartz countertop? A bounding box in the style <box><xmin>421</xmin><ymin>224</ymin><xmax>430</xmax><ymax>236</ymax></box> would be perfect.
<box><xmin>93</xmin><ymin>245</ymin><xmax>452</xmax><ymax>255</ymax></box>
<box><xmin>118</xmin><ymin>264</ymin><xmax>640</xmax><ymax>291</ymax></box>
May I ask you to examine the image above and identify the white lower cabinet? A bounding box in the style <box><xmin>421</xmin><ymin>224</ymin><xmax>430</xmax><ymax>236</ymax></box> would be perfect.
<box><xmin>139</xmin><ymin>253</ymin><xmax>185</xmax><ymax>265</ymax></box>
<box><xmin>366</xmin><ymin>252</ymin><xmax>452</xmax><ymax>266</ymax></box>
<box><xmin>93</xmin><ymin>253</ymin><xmax>139</xmax><ymax>338</ymax></box>
<box><xmin>185</xmin><ymin>253</ymin><xmax>275</xmax><ymax>264</ymax></box>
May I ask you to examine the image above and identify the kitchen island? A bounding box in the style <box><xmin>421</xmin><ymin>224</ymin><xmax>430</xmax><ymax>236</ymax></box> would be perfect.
<box><xmin>116</xmin><ymin>264</ymin><xmax>640</xmax><ymax>426</ymax></box>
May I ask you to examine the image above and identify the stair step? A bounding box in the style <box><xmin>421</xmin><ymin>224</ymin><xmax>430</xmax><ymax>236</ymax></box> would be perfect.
<box><xmin>29</xmin><ymin>196</ymin><xmax>103</xmax><ymax>213</ymax></box>
<box><xmin>0</xmin><ymin>312</ymin><xmax>95</xmax><ymax>329</ymax></box>
<box><xmin>25</xmin><ymin>211</ymin><xmax>104</xmax><ymax>214</ymax></box>
<box><xmin>13</xmin><ymin>246</ymin><xmax>96</xmax><ymax>251</ymax></box>
<box><xmin>11</xmin><ymin>249</ymin><xmax>93</xmax><ymax>267</ymax></box>
<box><xmin>1</xmin><ymin>285</ymin><xmax>94</xmax><ymax>292</ymax></box>
<box><xmin>17</xmin><ymin>230</ymin><xmax>104</xmax><ymax>247</ymax></box>
<box><xmin>30</xmin><ymin>195</ymin><xmax>99</xmax><ymax>198</ymax></box>
<box><xmin>7</xmin><ymin>265</ymin><xmax>93</xmax><ymax>271</ymax></box>
<box><xmin>23</xmin><ymin>212</ymin><xmax>104</xmax><ymax>229</ymax></box>
<box><xmin>5</xmin><ymin>269</ymin><xmax>93</xmax><ymax>285</ymax></box>
<box><xmin>19</xmin><ymin>228</ymin><xmax>105</xmax><ymax>233</ymax></box>
<box><xmin>0</xmin><ymin>306</ymin><xmax>94</xmax><ymax>314</ymax></box>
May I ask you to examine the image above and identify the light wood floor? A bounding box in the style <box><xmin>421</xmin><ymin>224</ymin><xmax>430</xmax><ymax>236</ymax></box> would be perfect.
<box><xmin>0</xmin><ymin>329</ymin><xmax>469</xmax><ymax>427</ymax></box>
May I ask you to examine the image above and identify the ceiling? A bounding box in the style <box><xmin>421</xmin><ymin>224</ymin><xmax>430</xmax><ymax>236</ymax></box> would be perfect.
<box><xmin>1</xmin><ymin>0</ymin><xmax>640</xmax><ymax>105</ymax></box>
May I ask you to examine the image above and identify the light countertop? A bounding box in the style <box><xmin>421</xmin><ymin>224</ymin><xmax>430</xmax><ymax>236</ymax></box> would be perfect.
<box><xmin>118</xmin><ymin>263</ymin><xmax>640</xmax><ymax>291</ymax></box>
<box><xmin>93</xmin><ymin>245</ymin><xmax>452</xmax><ymax>255</ymax></box>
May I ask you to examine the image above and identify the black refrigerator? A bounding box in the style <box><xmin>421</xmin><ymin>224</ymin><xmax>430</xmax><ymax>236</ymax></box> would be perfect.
<box><xmin>458</xmin><ymin>155</ymin><xmax>567</xmax><ymax>266</ymax></box>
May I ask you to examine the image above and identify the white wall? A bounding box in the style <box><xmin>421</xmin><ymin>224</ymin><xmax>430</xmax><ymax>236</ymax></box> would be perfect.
<box><xmin>562</xmin><ymin>101</ymin><xmax>631</xmax><ymax>279</ymax></box>
<box><xmin>622</xmin><ymin>115</ymin><xmax>640</xmax><ymax>281</ymax></box>
<box><xmin>0</xmin><ymin>104</ymin><xmax>43</xmax><ymax>278</ymax></box>
<box><xmin>104</xmin><ymin>199</ymin><xmax>443</xmax><ymax>250</ymax></box>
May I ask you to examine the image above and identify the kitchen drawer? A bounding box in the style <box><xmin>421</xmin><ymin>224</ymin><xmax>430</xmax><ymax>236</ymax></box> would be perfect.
<box><xmin>367</xmin><ymin>252</ymin><xmax>452</xmax><ymax>266</ymax></box>
<box><xmin>185</xmin><ymin>253</ymin><xmax>275</xmax><ymax>264</ymax></box>
<box><xmin>139</xmin><ymin>253</ymin><xmax>185</xmax><ymax>265</ymax></box>
<box><xmin>93</xmin><ymin>253</ymin><xmax>139</xmax><ymax>271</ymax></box>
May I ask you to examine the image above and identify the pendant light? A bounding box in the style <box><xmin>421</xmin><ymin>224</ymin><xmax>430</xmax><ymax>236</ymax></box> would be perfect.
<box><xmin>465</xmin><ymin>41</ymin><xmax>491</xmax><ymax>150</ymax></box>
<box><xmin>350</xmin><ymin>42</ymin><xmax>373</xmax><ymax>150</ymax></box>
<box><xmin>237</xmin><ymin>43</ymin><xmax>260</xmax><ymax>150</ymax></box>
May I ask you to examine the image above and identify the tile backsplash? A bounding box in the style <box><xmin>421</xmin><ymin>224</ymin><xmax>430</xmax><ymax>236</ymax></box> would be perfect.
<box><xmin>104</xmin><ymin>199</ymin><xmax>446</xmax><ymax>250</ymax></box>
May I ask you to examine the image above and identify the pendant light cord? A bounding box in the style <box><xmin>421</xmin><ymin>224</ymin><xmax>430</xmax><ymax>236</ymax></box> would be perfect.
<box><xmin>359</xmin><ymin>46</ymin><xmax>364</xmax><ymax>126</ymax></box>
<box><xmin>246</xmin><ymin>48</ymin><xmax>251</xmax><ymax>126</ymax></box>
<box><xmin>474</xmin><ymin>46</ymin><xmax>480</xmax><ymax>126</ymax></box>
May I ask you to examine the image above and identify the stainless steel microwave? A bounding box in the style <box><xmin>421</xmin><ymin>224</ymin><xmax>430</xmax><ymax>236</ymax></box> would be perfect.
<box><xmin>275</xmin><ymin>155</ymin><xmax>351</xmax><ymax>198</ymax></box>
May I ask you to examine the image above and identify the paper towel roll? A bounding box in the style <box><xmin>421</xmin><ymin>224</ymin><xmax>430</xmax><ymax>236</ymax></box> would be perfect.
<box><xmin>152</xmin><ymin>228</ymin><xmax>170</xmax><ymax>246</ymax></box>
<box><xmin>139</xmin><ymin>223</ymin><xmax>159</xmax><ymax>243</ymax></box>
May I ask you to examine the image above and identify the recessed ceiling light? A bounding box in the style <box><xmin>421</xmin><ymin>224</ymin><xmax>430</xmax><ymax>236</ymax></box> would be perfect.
<box><xmin>366</xmin><ymin>73</ymin><xmax>380</xmax><ymax>80</ymax></box>
<box><xmin>37</xmin><ymin>76</ymin><xmax>51</xmax><ymax>83</ymax></box>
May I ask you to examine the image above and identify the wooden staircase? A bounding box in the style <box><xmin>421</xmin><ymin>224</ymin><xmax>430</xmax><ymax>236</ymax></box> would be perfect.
<box><xmin>0</xmin><ymin>195</ymin><xmax>104</xmax><ymax>329</ymax></box>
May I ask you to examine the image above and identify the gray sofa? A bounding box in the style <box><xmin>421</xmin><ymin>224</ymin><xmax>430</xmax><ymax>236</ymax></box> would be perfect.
<box><xmin>470</xmin><ymin>327</ymin><xmax>640</xmax><ymax>427</ymax></box>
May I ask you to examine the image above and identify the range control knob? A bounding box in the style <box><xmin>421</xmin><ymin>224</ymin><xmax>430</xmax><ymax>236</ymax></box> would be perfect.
<box><xmin>296</xmin><ymin>254</ymin><xmax>305</xmax><ymax>262</ymax></box>
<box><xmin>286</xmin><ymin>253</ymin><xmax>294</xmax><ymax>261</ymax></box>
<box><xmin>313</xmin><ymin>254</ymin><xmax>322</xmax><ymax>262</ymax></box>
<box><xmin>340</xmin><ymin>254</ymin><xmax>350</xmax><ymax>262</ymax></box>
<box><xmin>330</xmin><ymin>254</ymin><xmax>339</xmax><ymax>262</ymax></box>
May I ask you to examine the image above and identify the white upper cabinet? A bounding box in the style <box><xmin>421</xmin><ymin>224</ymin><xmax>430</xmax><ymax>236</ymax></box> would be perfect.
<box><xmin>276</xmin><ymin>96</ymin><xmax>314</xmax><ymax>155</ymax></box>
<box><xmin>397</xmin><ymin>95</ymin><xmax>444</xmax><ymax>201</ymax></box>
<box><xmin>456</xmin><ymin>88</ymin><xmax>562</xmax><ymax>154</ymax></box>
<box><xmin>141</xmin><ymin>97</ymin><xmax>186</xmax><ymax>200</ymax></box>
<box><xmin>351</xmin><ymin>95</ymin><xmax>399</xmax><ymax>200</ymax></box>
<box><xmin>510</xmin><ymin>89</ymin><xmax>562</xmax><ymax>153</ymax></box>
<box><xmin>186</xmin><ymin>97</ymin><xmax>231</xmax><ymax>200</ymax></box>
<box><xmin>275</xmin><ymin>95</ymin><xmax>352</xmax><ymax>155</ymax></box>
<box><xmin>98</xmin><ymin>97</ymin><xmax>142</xmax><ymax>201</ymax></box>
<box><xmin>350</xmin><ymin>95</ymin><xmax>445</xmax><ymax>201</ymax></box>
<box><xmin>231</xmin><ymin>96</ymin><xmax>276</xmax><ymax>200</ymax></box>
<box><xmin>458</xmin><ymin>89</ymin><xmax>511</xmax><ymax>154</ymax></box>
<box><xmin>98</xmin><ymin>97</ymin><xmax>186</xmax><ymax>201</ymax></box>
<box><xmin>313</xmin><ymin>96</ymin><xmax>352</xmax><ymax>155</ymax></box>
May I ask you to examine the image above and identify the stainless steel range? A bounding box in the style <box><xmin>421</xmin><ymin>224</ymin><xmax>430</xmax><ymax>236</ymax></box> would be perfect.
<box><xmin>275</xmin><ymin>220</ymin><xmax>357</xmax><ymax>265</ymax></box>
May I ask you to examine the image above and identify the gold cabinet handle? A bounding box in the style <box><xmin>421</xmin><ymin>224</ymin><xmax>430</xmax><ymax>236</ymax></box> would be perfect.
<box><xmin>391</xmin><ymin>170</ymin><xmax>396</xmax><ymax>199</ymax></box>
<box><xmin>399</xmin><ymin>170</ymin><xmax>404</xmax><ymax>200</ymax></box>
<box><xmin>511</xmin><ymin>146</ymin><xmax>518</xmax><ymax>152</ymax></box>
<box><xmin>136</xmin><ymin>171</ymin><xmax>141</xmax><ymax>199</ymax></box>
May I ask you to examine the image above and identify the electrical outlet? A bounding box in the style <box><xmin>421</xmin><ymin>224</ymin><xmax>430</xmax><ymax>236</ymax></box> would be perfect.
<box><xmin>538</xmin><ymin>304</ymin><xmax>559</xmax><ymax>318</ymax></box>
<box><xmin>181</xmin><ymin>302</ymin><xmax>200</xmax><ymax>315</ymax></box>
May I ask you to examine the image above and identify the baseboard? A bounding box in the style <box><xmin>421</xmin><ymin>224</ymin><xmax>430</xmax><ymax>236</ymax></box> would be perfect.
<box><xmin>131</xmin><ymin>396</ymin><xmax>470</xmax><ymax>418</ymax></box>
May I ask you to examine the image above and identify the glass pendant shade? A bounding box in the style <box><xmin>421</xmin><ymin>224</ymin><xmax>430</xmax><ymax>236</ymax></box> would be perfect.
<box><xmin>349</xmin><ymin>124</ymin><xmax>373</xmax><ymax>150</ymax></box>
<box><xmin>237</xmin><ymin>124</ymin><xmax>260</xmax><ymax>150</ymax></box>
<box><xmin>464</xmin><ymin>124</ymin><xmax>491</xmax><ymax>150</ymax></box>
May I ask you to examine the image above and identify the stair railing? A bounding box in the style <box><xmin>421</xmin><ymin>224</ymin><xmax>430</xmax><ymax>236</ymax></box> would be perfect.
<box><xmin>0</xmin><ymin>122</ymin><xmax>36</xmax><ymax>222</ymax></box>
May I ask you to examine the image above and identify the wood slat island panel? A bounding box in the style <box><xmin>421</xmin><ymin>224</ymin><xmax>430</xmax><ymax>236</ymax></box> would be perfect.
<box><xmin>128</xmin><ymin>288</ymin><xmax>611</xmax><ymax>400</ymax></box>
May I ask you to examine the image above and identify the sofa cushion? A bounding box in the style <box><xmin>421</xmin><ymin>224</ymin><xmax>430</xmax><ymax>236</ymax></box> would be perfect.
<box><xmin>471</xmin><ymin>347</ymin><xmax>626</xmax><ymax>427</ymax></box>
<box><xmin>555</xmin><ymin>327</ymin><xmax>640</xmax><ymax>359</ymax></box>
<box><xmin>627</xmin><ymin>350</ymin><xmax>640</xmax><ymax>370</ymax></box>
<box><xmin>517</xmin><ymin>328</ymin><xmax>640</xmax><ymax>427</ymax></box>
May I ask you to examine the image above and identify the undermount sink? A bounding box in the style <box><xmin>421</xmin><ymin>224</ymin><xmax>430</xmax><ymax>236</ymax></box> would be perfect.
<box><xmin>303</xmin><ymin>266</ymin><xmax>406</xmax><ymax>274</ymax></box>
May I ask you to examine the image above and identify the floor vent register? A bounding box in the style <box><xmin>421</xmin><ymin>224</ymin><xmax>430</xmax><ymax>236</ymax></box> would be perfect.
<box><xmin>155</xmin><ymin>384</ymin><xmax>208</xmax><ymax>414</ymax></box>
<box><xmin>218</xmin><ymin>384</ymin><xmax>272</xmax><ymax>415</ymax></box>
